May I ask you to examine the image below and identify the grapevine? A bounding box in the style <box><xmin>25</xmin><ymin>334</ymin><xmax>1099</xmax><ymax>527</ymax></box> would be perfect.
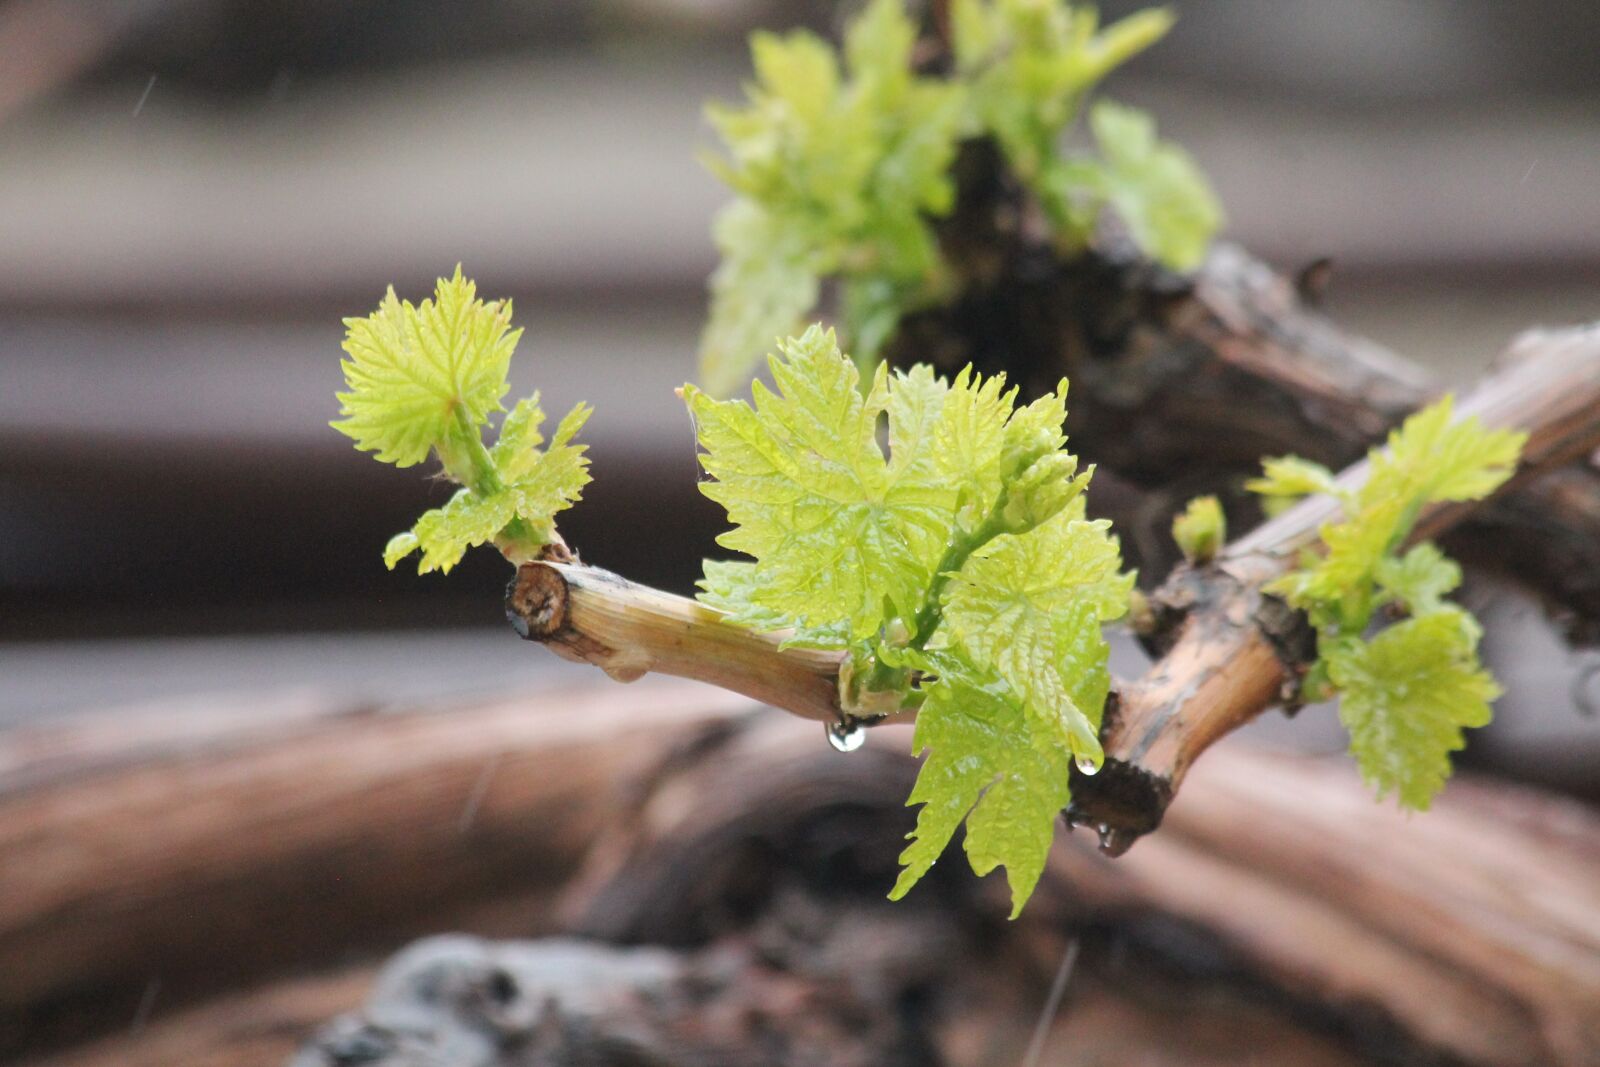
<box><xmin>327</xmin><ymin>0</ymin><xmax>1545</xmax><ymax>919</ymax></box>
<box><xmin>334</xmin><ymin>265</ymin><xmax>1527</xmax><ymax>915</ymax></box>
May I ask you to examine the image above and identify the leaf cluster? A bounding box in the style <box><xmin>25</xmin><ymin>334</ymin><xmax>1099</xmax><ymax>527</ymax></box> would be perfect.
<box><xmin>951</xmin><ymin>1</ymin><xmax>1219</xmax><ymax>267</ymax></box>
<box><xmin>699</xmin><ymin>0</ymin><xmax>966</xmax><ymax>394</ymax></box>
<box><xmin>699</xmin><ymin>0</ymin><xmax>1223</xmax><ymax>393</ymax></box>
<box><xmin>333</xmin><ymin>268</ymin><xmax>592</xmax><ymax>574</ymax></box>
<box><xmin>1248</xmin><ymin>397</ymin><xmax>1525</xmax><ymax>809</ymax></box>
<box><xmin>686</xmin><ymin>326</ymin><xmax>1132</xmax><ymax>914</ymax></box>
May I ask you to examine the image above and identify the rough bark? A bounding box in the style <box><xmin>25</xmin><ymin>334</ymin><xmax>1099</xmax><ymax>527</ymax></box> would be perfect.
<box><xmin>888</xmin><ymin>146</ymin><xmax>1600</xmax><ymax>638</ymax></box>
<box><xmin>9</xmin><ymin>685</ymin><xmax>1598</xmax><ymax>1067</ymax></box>
<box><xmin>1071</xmin><ymin>325</ymin><xmax>1600</xmax><ymax>844</ymax></box>
<box><xmin>0</xmin><ymin>678</ymin><xmax>751</xmax><ymax>1060</ymax></box>
<box><xmin>296</xmin><ymin>712</ymin><xmax>1600</xmax><ymax>1067</ymax></box>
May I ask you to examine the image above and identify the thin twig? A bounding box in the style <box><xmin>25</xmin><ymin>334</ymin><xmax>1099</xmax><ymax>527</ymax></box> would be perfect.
<box><xmin>1020</xmin><ymin>939</ymin><xmax>1080</xmax><ymax>1067</ymax></box>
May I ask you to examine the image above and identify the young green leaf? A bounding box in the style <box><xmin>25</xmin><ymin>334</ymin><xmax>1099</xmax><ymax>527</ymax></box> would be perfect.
<box><xmin>952</xmin><ymin>0</ymin><xmax>1174</xmax><ymax>186</ymax></box>
<box><xmin>1365</xmin><ymin>394</ymin><xmax>1525</xmax><ymax>506</ymax></box>
<box><xmin>701</xmin><ymin>0</ymin><xmax>1216</xmax><ymax>392</ymax></box>
<box><xmin>336</xmin><ymin>270</ymin><xmax>593</xmax><ymax>574</ymax></box>
<box><xmin>384</xmin><ymin>400</ymin><xmax>593</xmax><ymax>573</ymax></box>
<box><xmin>683</xmin><ymin>326</ymin><xmax>957</xmax><ymax>641</ymax></box>
<box><xmin>333</xmin><ymin>266</ymin><xmax>517</xmax><ymax>470</ymax></box>
<box><xmin>1325</xmin><ymin>610</ymin><xmax>1498</xmax><ymax>810</ymax></box>
<box><xmin>950</xmin><ymin>1</ymin><xmax>1219</xmax><ymax>268</ymax></box>
<box><xmin>691</xmin><ymin>327</ymin><xmax>1129</xmax><ymax>915</ymax></box>
<box><xmin>937</xmin><ymin>505</ymin><xmax>1129</xmax><ymax>761</ymax></box>
<box><xmin>699</xmin><ymin>203</ymin><xmax>821</xmax><ymax>397</ymax></box>
<box><xmin>1267</xmin><ymin>397</ymin><xmax>1526</xmax><ymax>634</ymax></box>
<box><xmin>1245</xmin><ymin>454</ymin><xmax>1338</xmax><ymax>501</ymax></box>
<box><xmin>1246</xmin><ymin>454</ymin><xmax>1338</xmax><ymax>516</ymax></box>
<box><xmin>1171</xmin><ymin>494</ymin><xmax>1225</xmax><ymax>563</ymax></box>
<box><xmin>1083</xmin><ymin>100</ymin><xmax>1223</xmax><ymax>271</ymax></box>
<box><xmin>1374</xmin><ymin>543</ymin><xmax>1461</xmax><ymax>616</ymax></box>
<box><xmin>699</xmin><ymin>0</ymin><xmax>966</xmax><ymax>391</ymax></box>
<box><xmin>891</xmin><ymin>657</ymin><xmax>1074</xmax><ymax>918</ymax></box>
<box><xmin>1252</xmin><ymin>395</ymin><xmax>1523</xmax><ymax>810</ymax></box>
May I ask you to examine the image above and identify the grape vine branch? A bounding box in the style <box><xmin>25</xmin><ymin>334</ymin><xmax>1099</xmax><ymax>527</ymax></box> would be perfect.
<box><xmin>504</xmin><ymin>326</ymin><xmax>1600</xmax><ymax>852</ymax></box>
<box><xmin>330</xmin><ymin>0</ymin><xmax>1600</xmax><ymax>913</ymax></box>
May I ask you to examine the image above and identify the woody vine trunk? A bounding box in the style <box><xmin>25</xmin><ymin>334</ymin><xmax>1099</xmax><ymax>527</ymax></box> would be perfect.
<box><xmin>506</xmin><ymin>323</ymin><xmax>1600</xmax><ymax>850</ymax></box>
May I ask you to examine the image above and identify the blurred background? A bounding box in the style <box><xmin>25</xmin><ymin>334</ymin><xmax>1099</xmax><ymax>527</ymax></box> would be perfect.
<box><xmin>2</xmin><ymin>0</ymin><xmax>1597</xmax><ymax>764</ymax></box>
<box><xmin>1</xmin><ymin>2</ymin><xmax>1599</xmax><ymax>1063</ymax></box>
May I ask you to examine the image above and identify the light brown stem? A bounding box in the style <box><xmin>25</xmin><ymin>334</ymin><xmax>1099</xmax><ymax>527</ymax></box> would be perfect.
<box><xmin>1072</xmin><ymin>324</ymin><xmax>1600</xmax><ymax>847</ymax></box>
<box><xmin>506</xmin><ymin>561</ymin><xmax>847</xmax><ymax>724</ymax></box>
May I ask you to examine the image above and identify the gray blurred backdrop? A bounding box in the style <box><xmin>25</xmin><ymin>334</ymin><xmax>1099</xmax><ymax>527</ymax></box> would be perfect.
<box><xmin>0</xmin><ymin>1</ymin><xmax>1596</xmax><ymax>766</ymax></box>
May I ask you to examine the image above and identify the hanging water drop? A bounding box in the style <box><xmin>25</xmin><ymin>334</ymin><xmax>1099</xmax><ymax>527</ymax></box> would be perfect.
<box><xmin>826</xmin><ymin>719</ymin><xmax>866</xmax><ymax>752</ymax></box>
<box><xmin>1075</xmin><ymin>754</ymin><xmax>1099</xmax><ymax>776</ymax></box>
<box><xmin>1098</xmin><ymin>826</ymin><xmax>1136</xmax><ymax>857</ymax></box>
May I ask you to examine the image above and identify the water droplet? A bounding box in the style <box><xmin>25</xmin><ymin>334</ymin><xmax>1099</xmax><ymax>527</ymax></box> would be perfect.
<box><xmin>1075</xmin><ymin>754</ymin><xmax>1099</xmax><ymax>776</ymax></box>
<box><xmin>1096</xmin><ymin>825</ymin><xmax>1137</xmax><ymax>857</ymax></box>
<box><xmin>826</xmin><ymin>720</ymin><xmax>866</xmax><ymax>752</ymax></box>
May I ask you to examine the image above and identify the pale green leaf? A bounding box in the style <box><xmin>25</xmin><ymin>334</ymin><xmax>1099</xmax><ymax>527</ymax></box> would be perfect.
<box><xmin>952</xmin><ymin>0</ymin><xmax>1177</xmax><ymax>238</ymax></box>
<box><xmin>404</xmin><ymin>488</ymin><xmax>516</xmax><ymax>575</ymax></box>
<box><xmin>699</xmin><ymin>558</ymin><xmax>852</xmax><ymax>649</ymax></box>
<box><xmin>384</xmin><ymin>395</ymin><xmax>591</xmax><ymax>574</ymax></box>
<box><xmin>1246</xmin><ymin>455</ymin><xmax>1338</xmax><ymax>501</ymax></box>
<box><xmin>697</xmin><ymin>558</ymin><xmax>790</xmax><ymax>630</ymax></box>
<box><xmin>1078</xmin><ymin>8</ymin><xmax>1176</xmax><ymax>84</ymax></box>
<box><xmin>1266</xmin><ymin>495</ymin><xmax>1405</xmax><ymax>624</ymax></box>
<box><xmin>1365</xmin><ymin>394</ymin><xmax>1527</xmax><ymax>507</ymax></box>
<box><xmin>500</xmin><ymin>402</ymin><xmax>593</xmax><ymax>546</ymax></box>
<box><xmin>1267</xmin><ymin>397</ymin><xmax>1525</xmax><ymax>631</ymax></box>
<box><xmin>932</xmin><ymin>367</ymin><xmax>1015</xmax><ymax>529</ymax></box>
<box><xmin>684</xmin><ymin>326</ymin><xmax>956</xmax><ymax>640</ymax></box>
<box><xmin>383</xmin><ymin>532</ymin><xmax>421</xmax><ymax>570</ymax></box>
<box><xmin>1089</xmin><ymin>100</ymin><xmax>1222</xmax><ymax>271</ymax></box>
<box><xmin>1171</xmin><ymin>494</ymin><xmax>1225</xmax><ymax>563</ymax></box>
<box><xmin>1326</xmin><ymin>609</ymin><xmax>1498</xmax><ymax>810</ymax></box>
<box><xmin>937</xmin><ymin>508</ymin><xmax>1128</xmax><ymax>745</ymax></box>
<box><xmin>333</xmin><ymin>266</ymin><xmax>517</xmax><ymax>468</ymax></box>
<box><xmin>699</xmin><ymin>203</ymin><xmax>822</xmax><ymax>396</ymax></box>
<box><xmin>1375</xmin><ymin>543</ymin><xmax>1461</xmax><ymax>615</ymax></box>
<box><xmin>487</xmin><ymin>394</ymin><xmax>546</xmax><ymax>476</ymax></box>
<box><xmin>1000</xmin><ymin>378</ymin><xmax>1070</xmax><ymax>478</ymax></box>
<box><xmin>1000</xmin><ymin>451</ymin><xmax>1090</xmax><ymax>534</ymax></box>
<box><xmin>699</xmin><ymin>1</ymin><xmax>966</xmax><ymax>390</ymax></box>
<box><xmin>891</xmin><ymin>658</ymin><xmax>1073</xmax><ymax>918</ymax></box>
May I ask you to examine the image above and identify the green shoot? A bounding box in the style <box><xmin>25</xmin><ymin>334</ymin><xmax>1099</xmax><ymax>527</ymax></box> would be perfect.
<box><xmin>1250</xmin><ymin>397</ymin><xmax>1526</xmax><ymax>809</ymax></box>
<box><xmin>333</xmin><ymin>268</ymin><xmax>592</xmax><ymax>573</ymax></box>
<box><xmin>699</xmin><ymin>0</ymin><xmax>965</xmax><ymax>393</ymax></box>
<box><xmin>333</xmin><ymin>267</ymin><xmax>1534</xmax><ymax>917</ymax></box>
<box><xmin>685</xmin><ymin>326</ymin><xmax>1131</xmax><ymax>914</ymax></box>
<box><xmin>699</xmin><ymin>0</ymin><xmax>1222</xmax><ymax>394</ymax></box>
<box><xmin>1172</xmin><ymin>494</ymin><xmax>1225</xmax><ymax>563</ymax></box>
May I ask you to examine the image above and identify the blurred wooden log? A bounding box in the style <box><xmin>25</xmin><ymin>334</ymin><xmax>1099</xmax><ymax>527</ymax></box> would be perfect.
<box><xmin>29</xmin><ymin>969</ymin><xmax>374</xmax><ymax>1067</ymax></box>
<box><xmin>5</xmin><ymin>684</ymin><xmax>1597</xmax><ymax>1066</ymax></box>
<box><xmin>544</xmin><ymin>715</ymin><xmax>1600</xmax><ymax>1067</ymax></box>
<box><xmin>0</xmin><ymin>678</ymin><xmax>752</xmax><ymax>1060</ymax></box>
